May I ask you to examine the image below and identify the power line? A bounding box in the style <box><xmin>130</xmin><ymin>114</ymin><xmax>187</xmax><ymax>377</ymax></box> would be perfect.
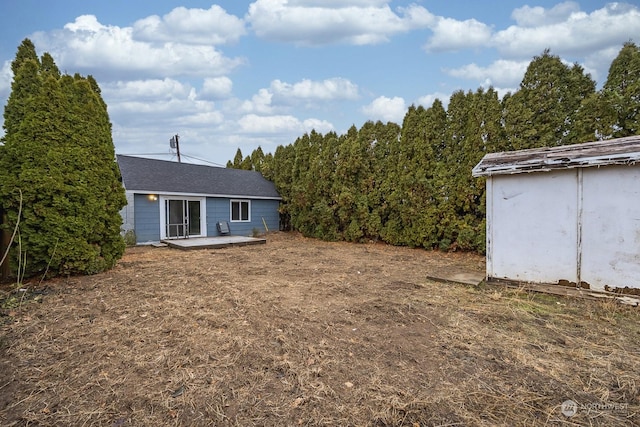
<box><xmin>118</xmin><ymin>152</ymin><xmax>226</xmax><ymax>167</ymax></box>
<box><xmin>179</xmin><ymin>153</ymin><xmax>226</xmax><ymax>167</ymax></box>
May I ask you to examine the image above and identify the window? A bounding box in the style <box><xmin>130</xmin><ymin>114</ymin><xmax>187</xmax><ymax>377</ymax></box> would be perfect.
<box><xmin>231</xmin><ymin>200</ymin><xmax>250</xmax><ymax>222</ymax></box>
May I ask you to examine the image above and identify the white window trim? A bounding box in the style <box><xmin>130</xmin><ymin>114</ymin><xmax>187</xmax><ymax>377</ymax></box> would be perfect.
<box><xmin>230</xmin><ymin>199</ymin><xmax>251</xmax><ymax>222</ymax></box>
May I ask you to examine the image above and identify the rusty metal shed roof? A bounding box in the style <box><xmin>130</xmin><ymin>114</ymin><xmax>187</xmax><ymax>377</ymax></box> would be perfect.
<box><xmin>472</xmin><ymin>135</ymin><xmax>640</xmax><ymax>177</ymax></box>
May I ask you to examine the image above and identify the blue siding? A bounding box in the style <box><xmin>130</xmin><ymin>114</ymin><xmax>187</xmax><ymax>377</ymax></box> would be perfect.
<box><xmin>132</xmin><ymin>194</ymin><xmax>280</xmax><ymax>243</ymax></box>
<box><xmin>134</xmin><ymin>194</ymin><xmax>160</xmax><ymax>243</ymax></box>
<box><xmin>206</xmin><ymin>198</ymin><xmax>230</xmax><ymax>236</ymax></box>
<box><xmin>207</xmin><ymin>198</ymin><xmax>280</xmax><ymax>236</ymax></box>
<box><xmin>253</xmin><ymin>199</ymin><xmax>280</xmax><ymax>233</ymax></box>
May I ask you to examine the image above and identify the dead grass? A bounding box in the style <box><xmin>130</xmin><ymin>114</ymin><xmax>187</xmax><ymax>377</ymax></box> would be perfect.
<box><xmin>0</xmin><ymin>231</ymin><xmax>638</xmax><ymax>426</ymax></box>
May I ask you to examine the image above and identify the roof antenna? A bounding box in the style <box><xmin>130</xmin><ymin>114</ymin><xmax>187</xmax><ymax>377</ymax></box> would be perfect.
<box><xmin>169</xmin><ymin>134</ymin><xmax>181</xmax><ymax>163</ymax></box>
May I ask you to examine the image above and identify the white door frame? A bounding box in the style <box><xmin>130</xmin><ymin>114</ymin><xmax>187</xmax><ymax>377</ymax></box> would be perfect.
<box><xmin>159</xmin><ymin>196</ymin><xmax>207</xmax><ymax>240</ymax></box>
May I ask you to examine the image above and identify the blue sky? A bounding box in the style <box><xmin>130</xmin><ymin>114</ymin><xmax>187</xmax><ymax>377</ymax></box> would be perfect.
<box><xmin>1</xmin><ymin>1</ymin><xmax>639</xmax><ymax>166</ymax></box>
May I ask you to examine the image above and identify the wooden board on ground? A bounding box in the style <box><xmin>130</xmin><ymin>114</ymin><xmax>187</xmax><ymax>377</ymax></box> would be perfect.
<box><xmin>427</xmin><ymin>272</ymin><xmax>485</xmax><ymax>286</ymax></box>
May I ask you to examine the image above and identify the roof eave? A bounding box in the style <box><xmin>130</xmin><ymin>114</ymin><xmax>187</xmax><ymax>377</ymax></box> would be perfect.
<box><xmin>124</xmin><ymin>189</ymin><xmax>282</xmax><ymax>200</ymax></box>
<box><xmin>473</xmin><ymin>153</ymin><xmax>640</xmax><ymax>177</ymax></box>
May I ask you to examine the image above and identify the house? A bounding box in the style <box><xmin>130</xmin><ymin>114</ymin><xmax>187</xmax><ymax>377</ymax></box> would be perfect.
<box><xmin>116</xmin><ymin>155</ymin><xmax>281</xmax><ymax>244</ymax></box>
<box><xmin>472</xmin><ymin>135</ymin><xmax>640</xmax><ymax>294</ymax></box>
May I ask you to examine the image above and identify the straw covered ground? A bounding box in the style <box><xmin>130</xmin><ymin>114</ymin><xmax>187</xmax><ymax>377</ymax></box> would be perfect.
<box><xmin>1</xmin><ymin>232</ymin><xmax>639</xmax><ymax>426</ymax></box>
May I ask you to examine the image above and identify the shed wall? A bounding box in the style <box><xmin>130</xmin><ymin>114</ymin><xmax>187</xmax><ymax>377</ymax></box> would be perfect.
<box><xmin>487</xmin><ymin>164</ymin><xmax>640</xmax><ymax>291</ymax></box>
<box><xmin>580</xmin><ymin>165</ymin><xmax>640</xmax><ymax>290</ymax></box>
<box><xmin>488</xmin><ymin>169</ymin><xmax>578</xmax><ymax>284</ymax></box>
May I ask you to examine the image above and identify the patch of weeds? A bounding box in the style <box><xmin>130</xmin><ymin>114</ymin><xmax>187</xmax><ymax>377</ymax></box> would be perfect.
<box><xmin>475</xmin><ymin>280</ymin><xmax>490</xmax><ymax>291</ymax></box>
<box><xmin>579</xmin><ymin>298</ymin><xmax>640</xmax><ymax>331</ymax></box>
<box><xmin>1</xmin><ymin>293</ymin><xmax>21</xmax><ymax>310</ymax></box>
<box><xmin>506</xmin><ymin>292</ymin><xmax>565</xmax><ymax>317</ymax></box>
<box><xmin>252</xmin><ymin>227</ymin><xmax>261</xmax><ymax>238</ymax></box>
<box><xmin>0</xmin><ymin>287</ymin><xmax>46</xmax><ymax>317</ymax></box>
<box><xmin>123</xmin><ymin>230</ymin><xmax>137</xmax><ymax>247</ymax></box>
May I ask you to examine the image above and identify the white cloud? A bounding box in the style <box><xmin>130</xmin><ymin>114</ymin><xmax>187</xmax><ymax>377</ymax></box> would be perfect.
<box><xmin>424</xmin><ymin>17</ymin><xmax>492</xmax><ymax>52</ymax></box>
<box><xmin>103</xmin><ymin>78</ymin><xmax>193</xmax><ymax>101</ymax></box>
<box><xmin>201</xmin><ymin>77</ymin><xmax>233</xmax><ymax>99</ymax></box>
<box><xmin>0</xmin><ymin>60</ymin><xmax>11</xmax><ymax>99</ymax></box>
<box><xmin>301</xmin><ymin>118</ymin><xmax>334</xmax><ymax>134</ymax></box>
<box><xmin>432</xmin><ymin>3</ymin><xmax>639</xmax><ymax>88</ymax></box>
<box><xmin>246</xmin><ymin>0</ymin><xmax>432</xmax><ymax>45</ymax></box>
<box><xmin>234</xmin><ymin>77</ymin><xmax>359</xmax><ymax>114</ymax></box>
<box><xmin>493</xmin><ymin>3</ymin><xmax>640</xmax><ymax>58</ymax></box>
<box><xmin>180</xmin><ymin>111</ymin><xmax>225</xmax><ymax>126</ymax></box>
<box><xmin>398</xmin><ymin>4</ymin><xmax>437</xmax><ymax>28</ymax></box>
<box><xmin>31</xmin><ymin>15</ymin><xmax>244</xmax><ymax>79</ymax></box>
<box><xmin>445</xmin><ymin>59</ymin><xmax>530</xmax><ymax>89</ymax></box>
<box><xmin>511</xmin><ymin>1</ymin><xmax>581</xmax><ymax>27</ymax></box>
<box><xmin>415</xmin><ymin>92</ymin><xmax>450</xmax><ymax>109</ymax></box>
<box><xmin>100</xmin><ymin>79</ymin><xmax>221</xmax><ymax>133</ymax></box>
<box><xmin>361</xmin><ymin>96</ymin><xmax>406</xmax><ymax>123</ymax></box>
<box><xmin>238</xmin><ymin>114</ymin><xmax>301</xmax><ymax>133</ymax></box>
<box><xmin>239</xmin><ymin>88</ymin><xmax>274</xmax><ymax>114</ymax></box>
<box><xmin>270</xmin><ymin>77</ymin><xmax>359</xmax><ymax>101</ymax></box>
<box><xmin>132</xmin><ymin>5</ymin><xmax>246</xmax><ymax>45</ymax></box>
<box><xmin>288</xmin><ymin>0</ymin><xmax>389</xmax><ymax>6</ymax></box>
<box><xmin>237</xmin><ymin>113</ymin><xmax>334</xmax><ymax>134</ymax></box>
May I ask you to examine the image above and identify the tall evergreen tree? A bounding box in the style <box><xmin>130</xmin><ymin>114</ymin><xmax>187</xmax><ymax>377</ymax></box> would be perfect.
<box><xmin>3</xmin><ymin>40</ymin><xmax>40</xmax><ymax>139</ymax></box>
<box><xmin>250</xmin><ymin>146</ymin><xmax>265</xmax><ymax>172</ymax></box>
<box><xmin>0</xmin><ymin>39</ymin><xmax>126</xmax><ymax>278</ymax></box>
<box><xmin>228</xmin><ymin>43</ymin><xmax>631</xmax><ymax>254</ymax></box>
<box><xmin>411</xmin><ymin>100</ymin><xmax>447</xmax><ymax>248</ymax></box>
<box><xmin>601</xmin><ymin>42</ymin><xmax>640</xmax><ymax>137</ymax></box>
<box><xmin>438</xmin><ymin>88</ymin><xmax>503</xmax><ymax>251</ymax></box>
<box><xmin>504</xmin><ymin>50</ymin><xmax>595</xmax><ymax>149</ymax></box>
<box><xmin>269</xmin><ymin>144</ymin><xmax>295</xmax><ymax>230</ymax></box>
<box><xmin>332</xmin><ymin>125</ymin><xmax>368</xmax><ymax>242</ymax></box>
<box><xmin>363</xmin><ymin>121</ymin><xmax>398</xmax><ymax>241</ymax></box>
<box><xmin>231</xmin><ymin>148</ymin><xmax>244</xmax><ymax>168</ymax></box>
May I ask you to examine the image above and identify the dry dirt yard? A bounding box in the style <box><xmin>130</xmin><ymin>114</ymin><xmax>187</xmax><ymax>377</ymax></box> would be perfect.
<box><xmin>1</xmin><ymin>232</ymin><xmax>639</xmax><ymax>426</ymax></box>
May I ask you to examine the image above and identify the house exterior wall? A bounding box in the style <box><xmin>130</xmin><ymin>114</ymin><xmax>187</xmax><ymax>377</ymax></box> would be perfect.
<box><xmin>120</xmin><ymin>192</ymin><xmax>135</xmax><ymax>234</ymax></box>
<box><xmin>206</xmin><ymin>198</ymin><xmax>229</xmax><ymax>236</ymax></box>
<box><xmin>487</xmin><ymin>164</ymin><xmax>640</xmax><ymax>292</ymax></box>
<box><xmin>206</xmin><ymin>198</ymin><xmax>280</xmax><ymax>236</ymax></box>
<box><xmin>127</xmin><ymin>194</ymin><xmax>280</xmax><ymax>243</ymax></box>
<box><xmin>133</xmin><ymin>194</ymin><xmax>161</xmax><ymax>243</ymax></box>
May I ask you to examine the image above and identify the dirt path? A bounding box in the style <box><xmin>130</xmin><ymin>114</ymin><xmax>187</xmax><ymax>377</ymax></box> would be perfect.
<box><xmin>1</xmin><ymin>232</ymin><xmax>638</xmax><ymax>426</ymax></box>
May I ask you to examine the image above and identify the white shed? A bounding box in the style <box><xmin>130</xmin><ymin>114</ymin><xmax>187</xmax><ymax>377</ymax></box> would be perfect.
<box><xmin>472</xmin><ymin>135</ymin><xmax>640</xmax><ymax>294</ymax></box>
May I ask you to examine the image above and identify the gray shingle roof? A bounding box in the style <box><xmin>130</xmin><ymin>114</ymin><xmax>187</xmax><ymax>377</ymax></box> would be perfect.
<box><xmin>472</xmin><ymin>135</ymin><xmax>640</xmax><ymax>177</ymax></box>
<box><xmin>117</xmin><ymin>155</ymin><xmax>281</xmax><ymax>199</ymax></box>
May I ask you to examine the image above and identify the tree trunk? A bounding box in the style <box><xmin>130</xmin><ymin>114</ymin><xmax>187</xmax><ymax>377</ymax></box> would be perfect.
<box><xmin>1</xmin><ymin>209</ymin><xmax>10</xmax><ymax>281</ymax></box>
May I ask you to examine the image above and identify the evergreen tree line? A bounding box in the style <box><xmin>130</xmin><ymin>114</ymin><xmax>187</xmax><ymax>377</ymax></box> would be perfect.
<box><xmin>0</xmin><ymin>39</ymin><xmax>126</xmax><ymax>279</ymax></box>
<box><xmin>229</xmin><ymin>44</ymin><xmax>640</xmax><ymax>253</ymax></box>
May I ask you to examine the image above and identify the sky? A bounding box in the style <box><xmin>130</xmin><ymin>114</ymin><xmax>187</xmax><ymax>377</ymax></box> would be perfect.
<box><xmin>0</xmin><ymin>1</ymin><xmax>639</xmax><ymax>166</ymax></box>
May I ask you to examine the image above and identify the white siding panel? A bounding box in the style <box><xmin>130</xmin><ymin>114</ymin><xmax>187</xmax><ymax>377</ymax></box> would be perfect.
<box><xmin>581</xmin><ymin>165</ymin><xmax>640</xmax><ymax>291</ymax></box>
<box><xmin>491</xmin><ymin>170</ymin><xmax>578</xmax><ymax>283</ymax></box>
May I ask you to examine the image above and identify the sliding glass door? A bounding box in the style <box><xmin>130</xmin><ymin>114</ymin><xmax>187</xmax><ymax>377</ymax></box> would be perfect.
<box><xmin>164</xmin><ymin>198</ymin><xmax>202</xmax><ymax>238</ymax></box>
